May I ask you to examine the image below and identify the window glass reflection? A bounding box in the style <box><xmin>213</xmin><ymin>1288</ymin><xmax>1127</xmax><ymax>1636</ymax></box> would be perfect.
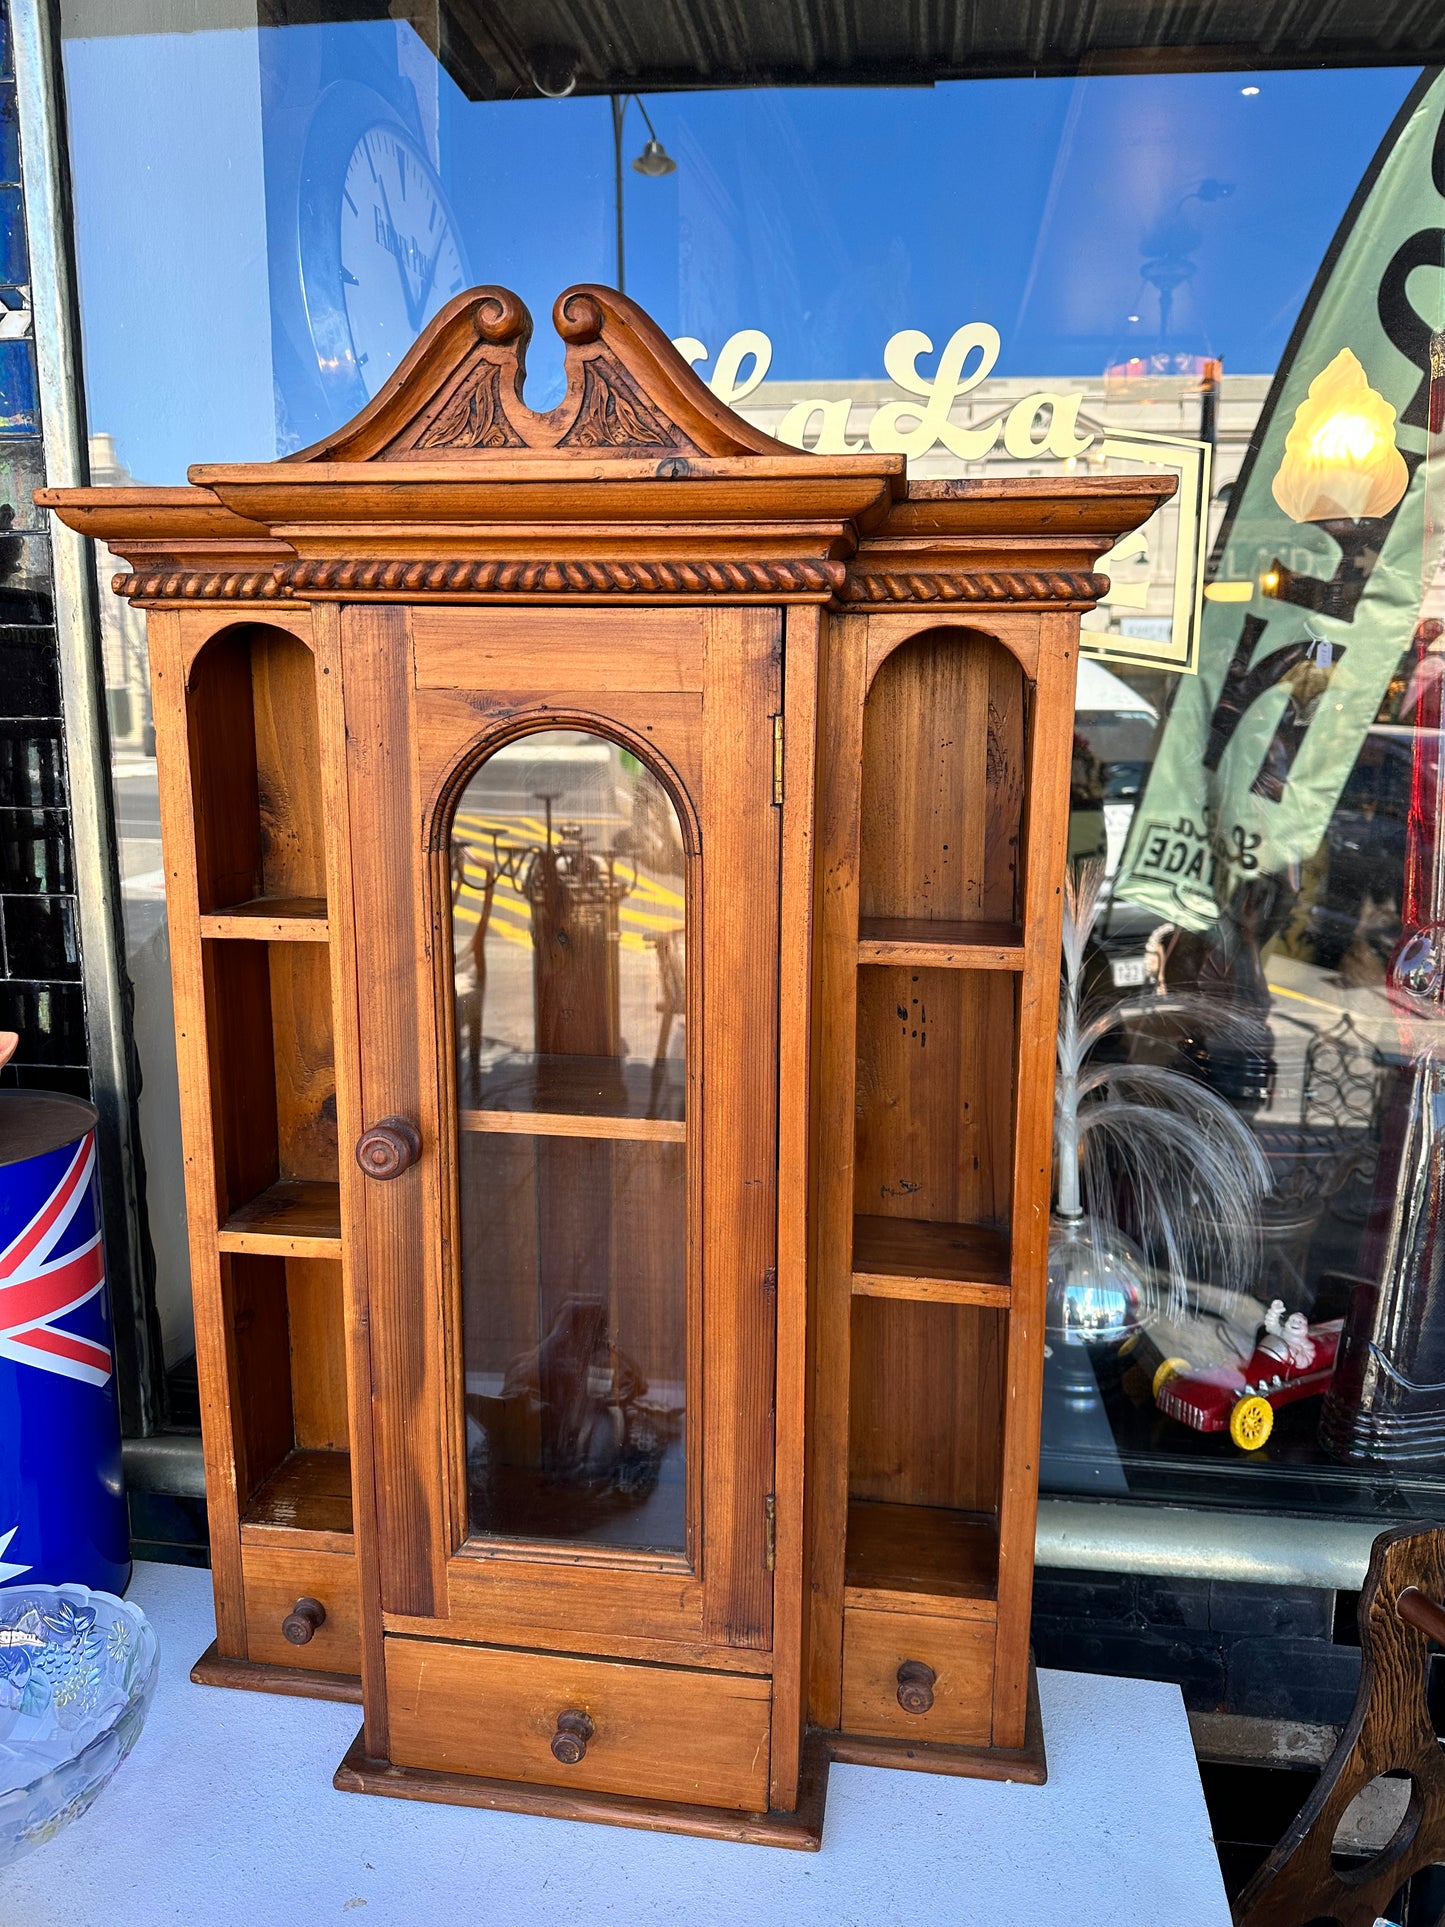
<box><xmin>450</xmin><ymin>730</ymin><xmax>687</xmax><ymax>1551</ymax></box>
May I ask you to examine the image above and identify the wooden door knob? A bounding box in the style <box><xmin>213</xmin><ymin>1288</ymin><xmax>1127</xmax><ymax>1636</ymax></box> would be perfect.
<box><xmin>896</xmin><ymin>1659</ymin><xmax>936</xmax><ymax>1715</ymax></box>
<box><xmin>550</xmin><ymin>1709</ymin><xmax>595</xmax><ymax>1765</ymax></box>
<box><xmin>355</xmin><ymin>1117</ymin><xmax>421</xmax><ymax>1180</ymax></box>
<box><xmin>281</xmin><ymin>1597</ymin><xmax>326</xmax><ymax>1645</ymax></box>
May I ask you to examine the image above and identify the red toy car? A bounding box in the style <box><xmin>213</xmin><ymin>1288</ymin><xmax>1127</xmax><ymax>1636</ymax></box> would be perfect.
<box><xmin>1152</xmin><ymin>1300</ymin><xmax>1343</xmax><ymax>1451</ymax></box>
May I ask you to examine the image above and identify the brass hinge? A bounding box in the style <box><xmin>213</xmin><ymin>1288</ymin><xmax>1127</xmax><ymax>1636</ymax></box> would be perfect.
<box><xmin>763</xmin><ymin>1494</ymin><xmax>777</xmax><ymax>1572</ymax></box>
<box><xmin>771</xmin><ymin>713</ymin><xmax>784</xmax><ymax>806</ymax></box>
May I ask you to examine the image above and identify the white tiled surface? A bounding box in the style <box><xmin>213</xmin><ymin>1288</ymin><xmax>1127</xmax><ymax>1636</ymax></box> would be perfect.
<box><xmin>0</xmin><ymin>1561</ymin><xmax>1231</xmax><ymax>1927</ymax></box>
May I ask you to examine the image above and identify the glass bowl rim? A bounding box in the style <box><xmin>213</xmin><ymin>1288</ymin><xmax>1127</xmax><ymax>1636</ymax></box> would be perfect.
<box><xmin>0</xmin><ymin>1581</ymin><xmax>160</xmax><ymax>1810</ymax></box>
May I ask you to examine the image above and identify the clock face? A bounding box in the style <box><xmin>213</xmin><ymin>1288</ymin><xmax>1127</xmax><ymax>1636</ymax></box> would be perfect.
<box><xmin>336</xmin><ymin>122</ymin><xmax>468</xmax><ymax>401</ymax></box>
<box><xmin>298</xmin><ymin>88</ymin><xmax>472</xmax><ymax>420</ymax></box>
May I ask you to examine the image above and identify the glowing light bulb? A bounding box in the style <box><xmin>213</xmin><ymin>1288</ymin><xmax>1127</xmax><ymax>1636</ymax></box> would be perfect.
<box><xmin>1271</xmin><ymin>348</ymin><xmax>1409</xmax><ymax>523</ymax></box>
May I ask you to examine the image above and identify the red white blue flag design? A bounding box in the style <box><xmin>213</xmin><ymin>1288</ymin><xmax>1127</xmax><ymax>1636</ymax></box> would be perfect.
<box><xmin>0</xmin><ymin>1134</ymin><xmax>112</xmax><ymax>1388</ymax></box>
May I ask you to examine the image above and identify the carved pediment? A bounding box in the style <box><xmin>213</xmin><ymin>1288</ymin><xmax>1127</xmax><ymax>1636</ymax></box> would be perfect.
<box><xmin>292</xmin><ymin>285</ymin><xmax>783</xmax><ymax>464</ymax></box>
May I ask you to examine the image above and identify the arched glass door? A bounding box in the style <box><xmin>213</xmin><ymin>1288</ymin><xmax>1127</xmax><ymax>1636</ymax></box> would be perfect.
<box><xmin>448</xmin><ymin>729</ymin><xmax>688</xmax><ymax>1553</ymax></box>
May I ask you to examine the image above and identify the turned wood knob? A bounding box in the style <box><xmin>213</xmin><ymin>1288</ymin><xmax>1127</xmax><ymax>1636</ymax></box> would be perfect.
<box><xmin>281</xmin><ymin>1597</ymin><xmax>326</xmax><ymax>1645</ymax></box>
<box><xmin>896</xmin><ymin>1659</ymin><xmax>936</xmax><ymax>1715</ymax></box>
<box><xmin>1398</xmin><ymin>1586</ymin><xmax>1445</xmax><ymax>1644</ymax></box>
<box><xmin>550</xmin><ymin>1709</ymin><xmax>595</xmax><ymax>1765</ymax></box>
<box><xmin>355</xmin><ymin>1117</ymin><xmax>421</xmax><ymax>1180</ymax></box>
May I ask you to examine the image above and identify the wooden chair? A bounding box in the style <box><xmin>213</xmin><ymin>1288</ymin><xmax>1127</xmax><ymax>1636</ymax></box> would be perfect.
<box><xmin>1234</xmin><ymin>1522</ymin><xmax>1445</xmax><ymax>1927</ymax></box>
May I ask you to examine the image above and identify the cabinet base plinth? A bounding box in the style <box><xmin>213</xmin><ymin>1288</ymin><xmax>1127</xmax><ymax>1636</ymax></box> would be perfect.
<box><xmin>825</xmin><ymin>1665</ymin><xmax>1046</xmax><ymax>1785</ymax></box>
<box><xmin>190</xmin><ymin>1639</ymin><xmax>363</xmax><ymax>1705</ymax></box>
<box><xmin>332</xmin><ymin>1729</ymin><xmax>830</xmax><ymax>1850</ymax></box>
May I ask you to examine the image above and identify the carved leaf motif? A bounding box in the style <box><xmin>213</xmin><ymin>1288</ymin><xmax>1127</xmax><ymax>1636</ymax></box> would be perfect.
<box><xmin>559</xmin><ymin>357</ymin><xmax>689</xmax><ymax>452</ymax></box>
<box><xmin>413</xmin><ymin>359</ymin><xmax>523</xmax><ymax>452</ymax></box>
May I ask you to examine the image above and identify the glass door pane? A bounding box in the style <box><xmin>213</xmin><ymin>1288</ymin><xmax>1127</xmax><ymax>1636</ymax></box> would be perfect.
<box><xmin>449</xmin><ymin>730</ymin><xmax>688</xmax><ymax>1552</ymax></box>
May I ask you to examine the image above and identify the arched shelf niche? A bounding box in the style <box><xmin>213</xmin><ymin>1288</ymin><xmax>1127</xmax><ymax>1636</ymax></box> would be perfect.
<box><xmin>185</xmin><ymin>619</ymin><xmax>348</xmax><ymax>1548</ymax></box>
<box><xmin>845</xmin><ymin>622</ymin><xmax>1028</xmax><ymax>1618</ymax></box>
<box><xmin>184</xmin><ymin>620</ymin><xmax>327</xmax><ymax>923</ymax></box>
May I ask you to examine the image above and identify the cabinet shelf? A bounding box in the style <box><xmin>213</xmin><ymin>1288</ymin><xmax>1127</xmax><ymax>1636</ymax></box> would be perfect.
<box><xmin>460</xmin><ymin>1109</ymin><xmax>684</xmax><ymax>1144</ymax></box>
<box><xmin>240</xmin><ymin>1447</ymin><xmax>353</xmax><ymax>1551</ymax></box>
<box><xmin>219</xmin><ymin>1180</ymin><xmax>342</xmax><ymax>1258</ymax></box>
<box><xmin>857</xmin><ymin>917</ymin><xmax>1024</xmax><ymax>971</ymax></box>
<box><xmin>198</xmin><ymin>896</ymin><xmax>329</xmax><ymax>941</ymax></box>
<box><xmin>844</xmin><ymin>1500</ymin><xmax>997</xmax><ymax>1615</ymax></box>
<box><xmin>851</xmin><ymin>1214</ymin><xmax>1010</xmax><ymax>1306</ymax></box>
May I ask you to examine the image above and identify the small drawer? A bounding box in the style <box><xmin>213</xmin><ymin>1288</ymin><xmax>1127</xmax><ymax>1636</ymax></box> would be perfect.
<box><xmin>242</xmin><ymin>1545</ymin><xmax>361</xmax><ymax>1677</ymax></box>
<box><xmin>385</xmin><ymin>1635</ymin><xmax>772</xmax><ymax>1813</ymax></box>
<box><xmin>841</xmin><ymin>1605</ymin><xmax>994</xmax><ymax>1746</ymax></box>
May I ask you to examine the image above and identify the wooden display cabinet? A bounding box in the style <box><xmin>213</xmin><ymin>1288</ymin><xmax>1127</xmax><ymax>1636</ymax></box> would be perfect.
<box><xmin>44</xmin><ymin>286</ymin><xmax>1169</xmax><ymax>1844</ymax></box>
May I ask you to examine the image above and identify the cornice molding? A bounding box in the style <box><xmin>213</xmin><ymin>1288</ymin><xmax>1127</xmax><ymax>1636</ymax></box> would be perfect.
<box><xmin>839</xmin><ymin>567</ymin><xmax>1108</xmax><ymax>606</ymax></box>
<box><xmin>114</xmin><ymin>557</ymin><xmax>848</xmax><ymax>603</ymax></box>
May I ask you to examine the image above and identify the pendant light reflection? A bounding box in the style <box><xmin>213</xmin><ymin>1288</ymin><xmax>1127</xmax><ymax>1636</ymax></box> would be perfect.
<box><xmin>633</xmin><ymin>137</ymin><xmax>677</xmax><ymax>178</ymax></box>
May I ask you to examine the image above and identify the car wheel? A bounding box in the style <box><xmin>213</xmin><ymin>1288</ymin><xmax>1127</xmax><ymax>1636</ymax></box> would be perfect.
<box><xmin>1152</xmin><ymin>1357</ymin><xmax>1189</xmax><ymax>1401</ymax></box>
<box><xmin>1230</xmin><ymin>1395</ymin><xmax>1274</xmax><ymax>1451</ymax></box>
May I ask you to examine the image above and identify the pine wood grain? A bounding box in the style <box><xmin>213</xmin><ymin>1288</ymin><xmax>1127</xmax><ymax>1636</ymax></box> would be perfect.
<box><xmin>841</xmin><ymin>1604</ymin><xmax>994</xmax><ymax>1747</ymax></box>
<box><xmin>343</xmin><ymin>603</ymin><xmax>444</xmax><ymax>1622</ymax></box>
<box><xmin>699</xmin><ymin>606</ymin><xmax>782</xmax><ymax>1652</ymax></box>
<box><xmin>48</xmin><ymin>285</ymin><xmax>1170</xmax><ymax>1820</ymax></box>
<box><xmin>856</xmin><ymin>916</ymin><xmax>1024</xmax><ymax>970</ymax></box>
<box><xmin>218</xmin><ymin>1178</ymin><xmax>341</xmax><ymax>1256</ymax></box>
<box><xmin>241</xmin><ymin>1541</ymin><xmax>361</xmax><ymax>1675</ymax></box>
<box><xmin>285</xmin><ymin>1258</ymin><xmax>349</xmax><ymax>1452</ymax></box>
<box><xmin>251</xmin><ymin>627</ymin><xmax>327</xmax><ymax>900</ymax></box>
<box><xmin>150</xmin><ymin>608</ymin><xmax>255</xmax><ymax>1657</ymax></box>
<box><xmin>333</xmin><ymin>1727</ymin><xmax>829</xmax><ymax>1849</ymax></box>
<box><xmin>313</xmin><ymin>595</ymin><xmax>393</xmax><ymax>1756</ymax></box>
<box><xmin>844</xmin><ymin>1499</ymin><xmax>997</xmax><ymax>1605</ymax></box>
<box><xmin>384</xmin><ymin>1635</ymin><xmax>772</xmax><ymax>1813</ymax></box>
<box><xmin>269</xmin><ymin>939</ymin><xmax>338</xmax><ymax>1183</ymax></box>
<box><xmin>241</xmin><ymin>1447</ymin><xmax>354</xmax><ymax>1538</ymax></box>
<box><xmin>991</xmin><ymin>613</ymin><xmax>1075</xmax><ymax>1750</ymax></box>
<box><xmin>858</xmin><ymin>626</ymin><xmax>1025</xmax><ymax>929</ymax></box>
<box><xmin>851</xmin><ymin>1213</ymin><xmax>1010</xmax><ymax>1305</ymax></box>
<box><xmin>770</xmin><ymin>600</ymin><xmax>821</xmax><ymax>1808</ymax></box>
<box><xmin>412</xmin><ymin>604</ymin><xmax>706</xmax><ymax>693</ymax></box>
<box><xmin>804</xmin><ymin>609</ymin><xmax>868</xmax><ymax>1732</ymax></box>
<box><xmin>848</xmin><ymin>1296</ymin><xmax>1004</xmax><ymax>1514</ymax></box>
<box><xmin>458</xmin><ymin>1107</ymin><xmax>684</xmax><ymax>1143</ymax></box>
<box><xmin>198</xmin><ymin>897</ymin><xmax>328</xmax><ymax>940</ymax></box>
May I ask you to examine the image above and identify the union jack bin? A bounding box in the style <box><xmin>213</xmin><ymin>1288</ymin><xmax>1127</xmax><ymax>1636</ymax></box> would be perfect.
<box><xmin>0</xmin><ymin>1092</ymin><xmax>129</xmax><ymax>1592</ymax></box>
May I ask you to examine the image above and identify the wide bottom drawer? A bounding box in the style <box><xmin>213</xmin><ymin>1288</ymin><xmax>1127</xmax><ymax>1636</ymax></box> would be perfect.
<box><xmin>841</xmin><ymin>1604</ymin><xmax>994</xmax><ymax>1746</ymax></box>
<box><xmin>385</xmin><ymin>1635</ymin><xmax>772</xmax><ymax>1813</ymax></box>
<box><xmin>242</xmin><ymin>1545</ymin><xmax>361</xmax><ymax>1677</ymax></box>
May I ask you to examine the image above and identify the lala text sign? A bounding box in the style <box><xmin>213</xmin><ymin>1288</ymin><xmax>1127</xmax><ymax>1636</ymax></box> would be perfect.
<box><xmin>1116</xmin><ymin>69</ymin><xmax>1445</xmax><ymax>931</ymax></box>
<box><xmin>675</xmin><ymin>322</ymin><xmax>1210</xmax><ymax>676</ymax></box>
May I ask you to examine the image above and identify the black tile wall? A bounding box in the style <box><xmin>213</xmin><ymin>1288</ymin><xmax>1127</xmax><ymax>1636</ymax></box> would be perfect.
<box><xmin>1032</xmin><ymin>1567</ymin><xmax>1361</xmax><ymax>1724</ymax></box>
<box><xmin>0</xmin><ymin>26</ymin><xmax>89</xmax><ymax>1103</ymax></box>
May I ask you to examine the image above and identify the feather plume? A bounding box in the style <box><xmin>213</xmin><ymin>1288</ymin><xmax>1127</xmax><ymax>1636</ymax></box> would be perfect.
<box><xmin>1055</xmin><ymin>861</ymin><xmax>1269</xmax><ymax>1324</ymax></box>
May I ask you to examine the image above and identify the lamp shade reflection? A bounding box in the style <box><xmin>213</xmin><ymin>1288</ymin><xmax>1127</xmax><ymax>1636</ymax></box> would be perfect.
<box><xmin>1271</xmin><ymin>347</ymin><xmax>1410</xmax><ymax>523</ymax></box>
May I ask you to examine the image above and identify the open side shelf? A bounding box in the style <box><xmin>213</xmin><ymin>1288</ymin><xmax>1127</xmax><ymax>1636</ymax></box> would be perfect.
<box><xmin>240</xmin><ymin>1446</ymin><xmax>354</xmax><ymax>1549</ymax></box>
<box><xmin>851</xmin><ymin>1213</ymin><xmax>1009</xmax><ymax>1306</ymax></box>
<box><xmin>219</xmin><ymin>1179</ymin><xmax>342</xmax><ymax>1256</ymax></box>
<box><xmin>844</xmin><ymin>1500</ymin><xmax>997</xmax><ymax>1615</ymax></box>
<box><xmin>857</xmin><ymin>918</ymin><xmax>1024</xmax><ymax>971</ymax></box>
<box><xmin>199</xmin><ymin>896</ymin><xmax>329</xmax><ymax>941</ymax></box>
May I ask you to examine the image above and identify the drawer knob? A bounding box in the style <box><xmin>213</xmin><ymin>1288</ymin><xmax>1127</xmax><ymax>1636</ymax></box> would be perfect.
<box><xmin>356</xmin><ymin>1117</ymin><xmax>421</xmax><ymax>1180</ymax></box>
<box><xmin>896</xmin><ymin>1659</ymin><xmax>936</xmax><ymax>1715</ymax></box>
<box><xmin>550</xmin><ymin>1709</ymin><xmax>595</xmax><ymax>1766</ymax></box>
<box><xmin>281</xmin><ymin>1597</ymin><xmax>327</xmax><ymax>1645</ymax></box>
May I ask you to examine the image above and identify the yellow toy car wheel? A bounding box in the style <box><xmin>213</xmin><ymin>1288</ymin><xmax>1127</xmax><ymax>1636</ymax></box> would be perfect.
<box><xmin>1152</xmin><ymin>1357</ymin><xmax>1189</xmax><ymax>1401</ymax></box>
<box><xmin>1230</xmin><ymin>1395</ymin><xmax>1274</xmax><ymax>1451</ymax></box>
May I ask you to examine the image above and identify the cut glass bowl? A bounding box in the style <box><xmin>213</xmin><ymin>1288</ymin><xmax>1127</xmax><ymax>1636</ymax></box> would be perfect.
<box><xmin>0</xmin><ymin>1584</ymin><xmax>159</xmax><ymax>1866</ymax></box>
